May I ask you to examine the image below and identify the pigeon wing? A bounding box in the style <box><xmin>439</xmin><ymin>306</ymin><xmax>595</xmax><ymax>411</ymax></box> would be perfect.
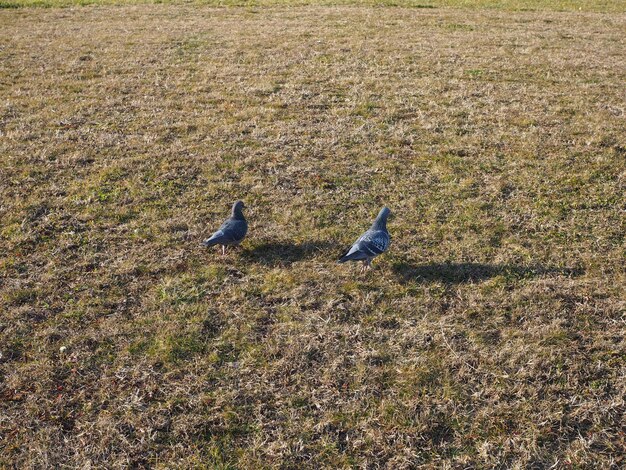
<box><xmin>338</xmin><ymin>229</ymin><xmax>389</xmax><ymax>263</ymax></box>
<box><xmin>202</xmin><ymin>218</ymin><xmax>247</xmax><ymax>246</ymax></box>
<box><xmin>356</xmin><ymin>230</ymin><xmax>390</xmax><ymax>256</ymax></box>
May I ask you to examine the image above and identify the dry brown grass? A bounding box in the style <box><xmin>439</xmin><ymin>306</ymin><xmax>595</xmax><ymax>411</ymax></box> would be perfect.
<box><xmin>3</xmin><ymin>0</ymin><xmax>626</xmax><ymax>11</ymax></box>
<box><xmin>1</xmin><ymin>4</ymin><xmax>625</xmax><ymax>468</ymax></box>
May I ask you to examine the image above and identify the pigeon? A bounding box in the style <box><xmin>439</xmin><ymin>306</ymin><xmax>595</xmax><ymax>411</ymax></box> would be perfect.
<box><xmin>338</xmin><ymin>207</ymin><xmax>391</xmax><ymax>272</ymax></box>
<box><xmin>202</xmin><ymin>200</ymin><xmax>248</xmax><ymax>255</ymax></box>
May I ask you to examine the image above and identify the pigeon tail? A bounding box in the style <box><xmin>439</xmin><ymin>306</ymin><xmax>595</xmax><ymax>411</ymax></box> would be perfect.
<box><xmin>338</xmin><ymin>246</ymin><xmax>366</xmax><ymax>263</ymax></box>
<box><xmin>202</xmin><ymin>231</ymin><xmax>227</xmax><ymax>247</ymax></box>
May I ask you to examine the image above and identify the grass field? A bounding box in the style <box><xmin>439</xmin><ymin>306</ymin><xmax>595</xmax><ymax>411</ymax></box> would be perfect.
<box><xmin>3</xmin><ymin>0</ymin><xmax>626</xmax><ymax>11</ymax></box>
<box><xmin>1</xmin><ymin>1</ymin><xmax>625</xmax><ymax>468</ymax></box>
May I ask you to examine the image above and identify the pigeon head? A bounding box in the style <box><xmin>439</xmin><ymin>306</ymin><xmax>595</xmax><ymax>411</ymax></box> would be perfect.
<box><xmin>372</xmin><ymin>206</ymin><xmax>391</xmax><ymax>229</ymax></box>
<box><xmin>231</xmin><ymin>200</ymin><xmax>246</xmax><ymax>219</ymax></box>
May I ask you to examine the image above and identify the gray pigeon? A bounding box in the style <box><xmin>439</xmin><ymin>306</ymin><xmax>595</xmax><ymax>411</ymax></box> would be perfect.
<box><xmin>338</xmin><ymin>207</ymin><xmax>391</xmax><ymax>271</ymax></box>
<box><xmin>202</xmin><ymin>200</ymin><xmax>248</xmax><ymax>255</ymax></box>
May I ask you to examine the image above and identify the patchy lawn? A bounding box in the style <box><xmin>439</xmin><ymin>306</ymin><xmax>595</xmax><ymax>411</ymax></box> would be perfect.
<box><xmin>0</xmin><ymin>3</ymin><xmax>624</xmax><ymax>468</ymax></box>
<box><xmin>2</xmin><ymin>0</ymin><xmax>626</xmax><ymax>11</ymax></box>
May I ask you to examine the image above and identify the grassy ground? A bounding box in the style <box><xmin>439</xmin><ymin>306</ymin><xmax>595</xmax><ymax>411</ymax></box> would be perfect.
<box><xmin>1</xmin><ymin>3</ymin><xmax>625</xmax><ymax>468</ymax></box>
<box><xmin>2</xmin><ymin>0</ymin><xmax>626</xmax><ymax>12</ymax></box>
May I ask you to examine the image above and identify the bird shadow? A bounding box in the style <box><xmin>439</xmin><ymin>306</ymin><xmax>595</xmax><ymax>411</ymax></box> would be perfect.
<box><xmin>243</xmin><ymin>241</ymin><xmax>336</xmax><ymax>266</ymax></box>
<box><xmin>391</xmin><ymin>261</ymin><xmax>584</xmax><ymax>285</ymax></box>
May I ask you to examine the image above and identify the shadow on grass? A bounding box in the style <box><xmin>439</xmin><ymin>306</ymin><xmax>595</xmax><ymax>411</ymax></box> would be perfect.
<box><xmin>243</xmin><ymin>241</ymin><xmax>335</xmax><ymax>266</ymax></box>
<box><xmin>391</xmin><ymin>262</ymin><xmax>583</xmax><ymax>285</ymax></box>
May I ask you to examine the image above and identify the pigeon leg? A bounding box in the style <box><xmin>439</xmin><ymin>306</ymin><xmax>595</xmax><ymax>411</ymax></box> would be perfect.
<box><xmin>360</xmin><ymin>260</ymin><xmax>368</xmax><ymax>273</ymax></box>
<box><xmin>221</xmin><ymin>245</ymin><xmax>226</xmax><ymax>256</ymax></box>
